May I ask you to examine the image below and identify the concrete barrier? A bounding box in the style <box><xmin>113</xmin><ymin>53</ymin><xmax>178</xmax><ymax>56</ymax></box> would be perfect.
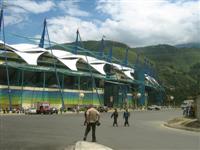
<box><xmin>65</xmin><ymin>141</ymin><xmax>113</xmax><ymax>150</ymax></box>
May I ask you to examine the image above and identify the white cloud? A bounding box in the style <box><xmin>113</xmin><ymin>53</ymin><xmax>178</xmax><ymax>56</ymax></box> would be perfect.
<box><xmin>4</xmin><ymin>0</ymin><xmax>55</xmax><ymax>26</ymax></box>
<box><xmin>95</xmin><ymin>0</ymin><xmax>200</xmax><ymax>46</ymax></box>
<box><xmin>47</xmin><ymin>16</ymin><xmax>100</xmax><ymax>43</ymax></box>
<box><xmin>58</xmin><ymin>0</ymin><xmax>90</xmax><ymax>17</ymax></box>
<box><xmin>4</xmin><ymin>0</ymin><xmax>198</xmax><ymax>47</ymax></box>
<box><xmin>46</xmin><ymin>0</ymin><xmax>200</xmax><ymax>47</ymax></box>
<box><xmin>4</xmin><ymin>14</ymin><xmax>28</xmax><ymax>26</ymax></box>
<box><xmin>9</xmin><ymin>0</ymin><xmax>55</xmax><ymax>14</ymax></box>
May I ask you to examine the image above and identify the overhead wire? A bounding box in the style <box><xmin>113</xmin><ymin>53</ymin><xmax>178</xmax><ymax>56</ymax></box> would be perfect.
<box><xmin>45</xmin><ymin>20</ymin><xmax>65</xmax><ymax>109</ymax></box>
<box><xmin>76</xmin><ymin>31</ymin><xmax>102</xmax><ymax>106</ymax></box>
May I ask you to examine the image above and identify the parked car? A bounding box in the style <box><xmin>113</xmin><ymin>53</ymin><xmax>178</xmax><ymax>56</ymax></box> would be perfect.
<box><xmin>36</xmin><ymin>102</ymin><xmax>51</xmax><ymax>114</ymax></box>
<box><xmin>67</xmin><ymin>107</ymin><xmax>76</xmax><ymax>112</ymax></box>
<box><xmin>147</xmin><ymin>105</ymin><xmax>161</xmax><ymax>110</ymax></box>
<box><xmin>12</xmin><ymin>108</ymin><xmax>17</xmax><ymax>113</ymax></box>
<box><xmin>50</xmin><ymin>107</ymin><xmax>58</xmax><ymax>114</ymax></box>
<box><xmin>181</xmin><ymin>100</ymin><xmax>194</xmax><ymax>110</ymax></box>
<box><xmin>97</xmin><ymin>106</ymin><xmax>108</xmax><ymax>112</ymax></box>
<box><xmin>25</xmin><ymin>108</ymin><xmax>37</xmax><ymax>114</ymax></box>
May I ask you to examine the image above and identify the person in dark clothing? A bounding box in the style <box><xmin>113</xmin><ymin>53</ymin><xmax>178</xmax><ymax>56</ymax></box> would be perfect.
<box><xmin>123</xmin><ymin>109</ymin><xmax>130</xmax><ymax>126</ymax></box>
<box><xmin>84</xmin><ymin>109</ymin><xmax>87</xmax><ymax>126</ymax></box>
<box><xmin>111</xmin><ymin>108</ymin><xmax>118</xmax><ymax>127</ymax></box>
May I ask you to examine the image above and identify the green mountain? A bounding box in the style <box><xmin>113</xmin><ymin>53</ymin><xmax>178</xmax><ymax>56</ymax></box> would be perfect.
<box><xmin>134</xmin><ymin>44</ymin><xmax>200</xmax><ymax>71</ymax></box>
<box><xmin>175</xmin><ymin>43</ymin><xmax>200</xmax><ymax>49</ymax></box>
<box><xmin>134</xmin><ymin>44</ymin><xmax>200</xmax><ymax>104</ymax></box>
<box><xmin>55</xmin><ymin>41</ymin><xmax>200</xmax><ymax>105</ymax></box>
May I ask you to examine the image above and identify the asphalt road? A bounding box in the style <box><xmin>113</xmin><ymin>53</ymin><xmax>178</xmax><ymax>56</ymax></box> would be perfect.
<box><xmin>0</xmin><ymin>109</ymin><xmax>199</xmax><ymax>150</ymax></box>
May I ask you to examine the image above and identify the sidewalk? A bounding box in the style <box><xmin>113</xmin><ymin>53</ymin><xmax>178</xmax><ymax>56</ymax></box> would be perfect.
<box><xmin>0</xmin><ymin>112</ymin><xmax>25</xmax><ymax>115</ymax></box>
<box><xmin>65</xmin><ymin>141</ymin><xmax>113</xmax><ymax>150</ymax></box>
<box><xmin>164</xmin><ymin>117</ymin><xmax>200</xmax><ymax>132</ymax></box>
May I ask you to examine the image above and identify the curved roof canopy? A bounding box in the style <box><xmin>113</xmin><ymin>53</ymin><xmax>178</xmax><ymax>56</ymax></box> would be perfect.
<box><xmin>49</xmin><ymin>49</ymin><xmax>108</xmax><ymax>75</ymax></box>
<box><xmin>0</xmin><ymin>41</ymin><xmax>47</xmax><ymax>65</ymax></box>
<box><xmin>0</xmin><ymin>41</ymin><xmax>159</xmax><ymax>86</ymax></box>
<box><xmin>112</xmin><ymin>63</ymin><xmax>134</xmax><ymax>80</ymax></box>
<box><xmin>145</xmin><ymin>74</ymin><xmax>159</xmax><ymax>86</ymax></box>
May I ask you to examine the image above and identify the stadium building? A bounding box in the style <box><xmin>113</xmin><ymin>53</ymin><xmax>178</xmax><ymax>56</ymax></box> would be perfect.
<box><xmin>0</xmin><ymin>17</ymin><xmax>164</xmax><ymax>111</ymax></box>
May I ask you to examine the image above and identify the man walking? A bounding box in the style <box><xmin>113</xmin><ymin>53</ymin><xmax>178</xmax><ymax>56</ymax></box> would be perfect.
<box><xmin>123</xmin><ymin>109</ymin><xmax>130</xmax><ymax>126</ymax></box>
<box><xmin>111</xmin><ymin>108</ymin><xmax>118</xmax><ymax>127</ymax></box>
<box><xmin>83</xmin><ymin>105</ymin><xmax>100</xmax><ymax>142</ymax></box>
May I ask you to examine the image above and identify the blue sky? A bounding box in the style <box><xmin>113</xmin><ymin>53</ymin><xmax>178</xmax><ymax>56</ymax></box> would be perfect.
<box><xmin>1</xmin><ymin>0</ymin><xmax>200</xmax><ymax>47</ymax></box>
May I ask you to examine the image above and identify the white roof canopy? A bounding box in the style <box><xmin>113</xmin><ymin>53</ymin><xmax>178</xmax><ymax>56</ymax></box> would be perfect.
<box><xmin>112</xmin><ymin>64</ymin><xmax>135</xmax><ymax>79</ymax></box>
<box><xmin>145</xmin><ymin>74</ymin><xmax>159</xmax><ymax>86</ymax></box>
<box><xmin>0</xmin><ymin>42</ymin><xmax>138</xmax><ymax>80</ymax></box>
<box><xmin>123</xmin><ymin>70</ymin><xmax>134</xmax><ymax>80</ymax></box>
<box><xmin>50</xmin><ymin>49</ymin><xmax>73</xmax><ymax>58</ymax></box>
<box><xmin>14</xmin><ymin>51</ymin><xmax>45</xmax><ymax>65</ymax></box>
<box><xmin>50</xmin><ymin>50</ymin><xmax>107</xmax><ymax>75</ymax></box>
<box><xmin>58</xmin><ymin>58</ymin><xmax>79</xmax><ymax>71</ymax></box>
<box><xmin>85</xmin><ymin>56</ymin><xmax>107</xmax><ymax>75</ymax></box>
<box><xmin>0</xmin><ymin>42</ymin><xmax>47</xmax><ymax>65</ymax></box>
<box><xmin>90</xmin><ymin>63</ymin><xmax>106</xmax><ymax>75</ymax></box>
<box><xmin>11</xmin><ymin>44</ymin><xmax>47</xmax><ymax>52</ymax></box>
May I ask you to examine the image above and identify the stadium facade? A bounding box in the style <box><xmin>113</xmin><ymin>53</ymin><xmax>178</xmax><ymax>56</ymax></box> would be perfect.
<box><xmin>0</xmin><ymin>17</ymin><xmax>164</xmax><ymax>111</ymax></box>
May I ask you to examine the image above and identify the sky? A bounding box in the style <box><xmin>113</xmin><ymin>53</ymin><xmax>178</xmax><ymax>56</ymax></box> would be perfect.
<box><xmin>1</xmin><ymin>0</ymin><xmax>200</xmax><ymax>47</ymax></box>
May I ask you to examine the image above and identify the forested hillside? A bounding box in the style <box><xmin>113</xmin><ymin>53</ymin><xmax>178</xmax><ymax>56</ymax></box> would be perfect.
<box><xmin>56</xmin><ymin>41</ymin><xmax>200</xmax><ymax>105</ymax></box>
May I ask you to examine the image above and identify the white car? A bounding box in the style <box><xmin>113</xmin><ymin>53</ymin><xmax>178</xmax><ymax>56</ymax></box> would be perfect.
<box><xmin>148</xmin><ymin>105</ymin><xmax>161</xmax><ymax>110</ymax></box>
<box><xmin>181</xmin><ymin>100</ymin><xmax>194</xmax><ymax>110</ymax></box>
<box><xmin>25</xmin><ymin>108</ymin><xmax>37</xmax><ymax>114</ymax></box>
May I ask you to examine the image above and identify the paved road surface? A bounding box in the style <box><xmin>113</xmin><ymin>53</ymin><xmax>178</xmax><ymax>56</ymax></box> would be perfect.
<box><xmin>0</xmin><ymin>109</ymin><xmax>199</xmax><ymax>150</ymax></box>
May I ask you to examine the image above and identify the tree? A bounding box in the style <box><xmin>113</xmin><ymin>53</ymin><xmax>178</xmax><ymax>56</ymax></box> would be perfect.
<box><xmin>189</xmin><ymin>63</ymin><xmax>200</xmax><ymax>95</ymax></box>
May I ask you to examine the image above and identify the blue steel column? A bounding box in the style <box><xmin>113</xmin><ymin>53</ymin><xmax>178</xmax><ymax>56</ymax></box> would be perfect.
<box><xmin>156</xmin><ymin>90</ymin><xmax>164</xmax><ymax>105</ymax></box>
<box><xmin>1</xmin><ymin>8</ymin><xmax>12</xmax><ymax>111</ymax></box>
<box><xmin>42</xmin><ymin>72</ymin><xmax>46</xmax><ymax>102</ymax></box>
<box><xmin>39</xmin><ymin>19</ymin><xmax>46</xmax><ymax>48</ymax></box>
<box><xmin>135</xmin><ymin>54</ymin><xmax>145</xmax><ymax>106</ymax></box>
<box><xmin>99</xmin><ymin>36</ymin><xmax>105</xmax><ymax>58</ymax></box>
<box><xmin>20</xmin><ymin>70</ymin><xmax>24</xmax><ymax>110</ymax></box>
<box><xmin>74</xmin><ymin>29</ymin><xmax>79</xmax><ymax>54</ymax></box>
<box><xmin>137</xmin><ymin>68</ymin><xmax>145</xmax><ymax>105</ymax></box>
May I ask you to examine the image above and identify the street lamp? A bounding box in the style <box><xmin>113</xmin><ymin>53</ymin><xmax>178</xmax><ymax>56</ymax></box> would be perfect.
<box><xmin>134</xmin><ymin>92</ymin><xmax>141</xmax><ymax>109</ymax></box>
<box><xmin>170</xmin><ymin>95</ymin><xmax>174</xmax><ymax>108</ymax></box>
<box><xmin>79</xmin><ymin>92</ymin><xmax>85</xmax><ymax>105</ymax></box>
<box><xmin>137</xmin><ymin>93</ymin><xmax>141</xmax><ymax>99</ymax></box>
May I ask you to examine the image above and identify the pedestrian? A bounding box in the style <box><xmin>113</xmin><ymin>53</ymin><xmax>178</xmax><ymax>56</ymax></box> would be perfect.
<box><xmin>60</xmin><ymin>107</ymin><xmax>63</xmax><ymax>114</ymax></box>
<box><xmin>123</xmin><ymin>109</ymin><xmax>130</xmax><ymax>126</ymax></box>
<box><xmin>76</xmin><ymin>105</ymin><xmax>80</xmax><ymax>114</ymax></box>
<box><xmin>186</xmin><ymin>105</ymin><xmax>190</xmax><ymax>117</ymax></box>
<box><xmin>6</xmin><ymin>107</ymin><xmax>9</xmax><ymax>113</ymax></box>
<box><xmin>183</xmin><ymin>107</ymin><xmax>186</xmax><ymax>116</ymax></box>
<box><xmin>111</xmin><ymin>108</ymin><xmax>118</xmax><ymax>127</ymax></box>
<box><xmin>83</xmin><ymin>108</ymin><xmax>87</xmax><ymax>126</ymax></box>
<box><xmin>83</xmin><ymin>105</ymin><xmax>100</xmax><ymax>142</ymax></box>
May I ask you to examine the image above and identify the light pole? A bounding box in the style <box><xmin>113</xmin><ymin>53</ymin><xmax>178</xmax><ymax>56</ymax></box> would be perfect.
<box><xmin>79</xmin><ymin>92</ymin><xmax>85</xmax><ymax>105</ymax></box>
<box><xmin>170</xmin><ymin>95</ymin><xmax>174</xmax><ymax>108</ymax></box>
<box><xmin>135</xmin><ymin>92</ymin><xmax>141</xmax><ymax>109</ymax></box>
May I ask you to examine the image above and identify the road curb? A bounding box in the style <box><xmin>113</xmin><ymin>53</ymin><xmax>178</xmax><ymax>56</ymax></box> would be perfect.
<box><xmin>164</xmin><ymin>123</ymin><xmax>200</xmax><ymax>132</ymax></box>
